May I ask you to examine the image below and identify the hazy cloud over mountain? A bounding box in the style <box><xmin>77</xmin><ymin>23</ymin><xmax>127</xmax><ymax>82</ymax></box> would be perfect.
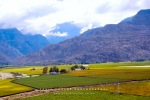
<box><xmin>0</xmin><ymin>0</ymin><xmax>150</xmax><ymax>37</ymax></box>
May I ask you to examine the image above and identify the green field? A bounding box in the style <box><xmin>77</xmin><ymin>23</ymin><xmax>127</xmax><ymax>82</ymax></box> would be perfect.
<box><xmin>0</xmin><ymin>79</ymin><xmax>34</xmax><ymax>97</ymax></box>
<box><xmin>13</xmin><ymin>75</ymin><xmax>126</xmax><ymax>89</ymax></box>
<box><xmin>16</xmin><ymin>89</ymin><xmax>150</xmax><ymax>100</ymax></box>
<box><xmin>96</xmin><ymin>81</ymin><xmax>150</xmax><ymax>96</ymax></box>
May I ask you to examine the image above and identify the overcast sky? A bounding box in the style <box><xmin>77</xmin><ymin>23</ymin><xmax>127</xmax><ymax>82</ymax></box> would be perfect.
<box><xmin>0</xmin><ymin>0</ymin><xmax>150</xmax><ymax>36</ymax></box>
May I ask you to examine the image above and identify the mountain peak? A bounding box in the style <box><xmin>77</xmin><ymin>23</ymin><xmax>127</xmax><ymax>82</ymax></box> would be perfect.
<box><xmin>131</xmin><ymin>9</ymin><xmax>150</xmax><ymax>26</ymax></box>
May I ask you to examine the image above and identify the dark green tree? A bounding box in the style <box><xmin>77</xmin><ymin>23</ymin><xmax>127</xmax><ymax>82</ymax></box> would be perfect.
<box><xmin>60</xmin><ymin>69</ymin><xmax>67</xmax><ymax>74</ymax></box>
<box><xmin>53</xmin><ymin>66</ymin><xmax>57</xmax><ymax>72</ymax></box>
<box><xmin>56</xmin><ymin>68</ymin><xmax>59</xmax><ymax>72</ymax></box>
<box><xmin>74</xmin><ymin>64</ymin><xmax>78</xmax><ymax>68</ymax></box>
<box><xmin>71</xmin><ymin>66</ymin><xmax>75</xmax><ymax>71</ymax></box>
<box><xmin>49</xmin><ymin>67</ymin><xmax>53</xmax><ymax>72</ymax></box>
<box><xmin>80</xmin><ymin>65</ymin><xmax>85</xmax><ymax>70</ymax></box>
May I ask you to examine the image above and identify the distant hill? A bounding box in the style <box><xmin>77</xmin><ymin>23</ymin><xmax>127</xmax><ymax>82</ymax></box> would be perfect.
<box><xmin>0</xmin><ymin>41</ymin><xmax>23</xmax><ymax>61</ymax></box>
<box><xmin>80</xmin><ymin>27</ymin><xmax>102</xmax><ymax>37</ymax></box>
<box><xmin>0</xmin><ymin>28</ymin><xmax>44</xmax><ymax>55</ymax></box>
<box><xmin>47</xmin><ymin>22</ymin><xmax>81</xmax><ymax>44</ymax></box>
<box><xmin>25</xmin><ymin>34</ymin><xmax>50</xmax><ymax>48</ymax></box>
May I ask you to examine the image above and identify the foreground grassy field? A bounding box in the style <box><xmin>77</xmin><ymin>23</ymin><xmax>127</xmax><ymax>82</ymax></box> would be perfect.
<box><xmin>62</xmin><ymin>69</ymin><xmax>150</xmax><ymax>80</ymax></box>
<box><xmin>0</xmin><ymin>79</ymin><xmax>34</xmax><ymax>97</ymax></box>
<box><xmin>95</xmin><ymin>81</ymin><xmax>150</xmax><ymax>96</ymax></box>
<box><xmin>16</xmin><ymin>89</ymin><xmax>150</xmax><ymax>100</ymax></box>
<box><xmin>13</xmin><ymin>75</ymin><xmax>126</xmax><ymax>89</ymax></box>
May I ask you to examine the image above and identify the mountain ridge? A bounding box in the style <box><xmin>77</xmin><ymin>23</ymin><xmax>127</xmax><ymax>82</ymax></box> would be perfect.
<box><xmin>12</xmin><ymin>9</ymin><xmax>150</xmax><ymax>65</ymax></box>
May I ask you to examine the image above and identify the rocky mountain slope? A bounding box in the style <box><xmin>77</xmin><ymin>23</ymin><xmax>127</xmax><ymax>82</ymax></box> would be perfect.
<box><xmin>14</xmin><ymin>9</ymin><xmax>150</xmax><ymax>66</ymax></box>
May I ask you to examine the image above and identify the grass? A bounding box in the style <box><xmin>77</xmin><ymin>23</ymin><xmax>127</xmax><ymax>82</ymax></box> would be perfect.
<box><xmin>62</xmin><ymin>69</ymin><xmax>150</xmax><ymax>80</ymax></box>
<box><xmin>92</xmin><ymin>81</ymin><xmax>150</xmax><ymax>96</ymax></box>
<box><xmin>16</xmin><ymin>89</ymin><xmax>150</xmax><ymax>100</ymax></box>
<box><xmin>0</xmin><ymin>79</ymin><xmax>34</xmax><ymax>97</ymax></box>
<box><xmin>13</xmin><ymin>75</ymin><xmax>126</xmax><ymax>89</ymax></box>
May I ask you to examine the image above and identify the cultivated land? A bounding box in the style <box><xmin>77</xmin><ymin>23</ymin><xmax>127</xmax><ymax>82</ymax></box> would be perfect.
<box><xmin>13</xmin><ymin>75</ymin><xmax>126</xmax><ymax>89</ymax></box>
<box><xmin>62</xmin><ymin>69</ymin><xmax>150</xmax><ymax>80</ymax></box>
<box><xmin>1</xmin><ymin>61</ymin><xmax>150</xmax><ymax>99</ymax></box>
<box><xmin>93</xmin><ymin>81</ymin><xmax>150</xmax><ymax>96</ymax></box>
<box><xmin>0</xmin><ymin>79</ymin><xmax>34</xmax><ymax>97</ymax></box>
<box><xmin>16</xmin><ymin>90</ymin><xmax>150</xmax><ymax>100</ymax></box>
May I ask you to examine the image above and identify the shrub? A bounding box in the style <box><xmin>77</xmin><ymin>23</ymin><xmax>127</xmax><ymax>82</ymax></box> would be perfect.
<box><xmin>60</xmin><ymin>69</ymin><xmax>67</xmax><ymax>74</ymax></box>
<box><xmin>80</xmin><ymin>65</ymin><xmax>85</xmax><ymax>70</ymax></box>
<box><xmin>74</xmin><ymin>65</ymin><xmax>78</xmax><ymax>68</ymax></box>
<box><xmin>71</xmin><ymin>66</ymin><xmax>75</xmax><ymax>71</ymax></box>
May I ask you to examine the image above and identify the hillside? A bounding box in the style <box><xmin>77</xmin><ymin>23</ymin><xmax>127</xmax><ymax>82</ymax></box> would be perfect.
<box><xmin>14</xmin><ymin>9</ymin><xmax>150</xmax><ymax>65</ymax></box>
<box><xmin>80</xmin><ymin>27</ymin><xmax>102</xmax><ymax>37</ymax></box>
<box><xmin>0</xmin><ymin>55</ymin><xmax>10</xmax><ymax>65</ymax></box>
<box><xmin>25</xmin><ymin>34</ymin><xmax>50</xmax><ymax>48</ymax></box>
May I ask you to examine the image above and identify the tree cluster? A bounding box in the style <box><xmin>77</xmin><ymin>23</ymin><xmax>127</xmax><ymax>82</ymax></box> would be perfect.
<box><xmin>71</xmin><ymin>65</ymin><xmax>85</xmax><ymax>71</ymax></box>
<box><xmin>49</xmin><ymin>66</ymin><xmax>59</xmax><ymax>72</ymax></box>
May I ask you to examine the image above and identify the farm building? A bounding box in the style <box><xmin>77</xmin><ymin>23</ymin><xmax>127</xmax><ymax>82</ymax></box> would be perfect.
<box><xmin>47</xmin><ymin>72</ymin><xmax>60</xmax><ymax>75</ymax></box>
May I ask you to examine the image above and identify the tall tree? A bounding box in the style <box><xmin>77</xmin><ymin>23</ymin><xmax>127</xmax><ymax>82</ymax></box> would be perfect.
<box><xmin>43</xmin><ymin>67</ymin><xmax>48</xmax><ymax>74</ymax></box>
<box><xmin>49</xmin><ymin>67</ymin><xmax>53</xmax><ymax>72</ymax></box>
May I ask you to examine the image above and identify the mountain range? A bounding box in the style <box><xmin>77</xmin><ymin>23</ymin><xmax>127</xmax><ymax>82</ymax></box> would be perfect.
<box><xmin>14</xmin><ymin>9</ymin><xmax>150</xmax><ymax>66</ymax></box>
<box><xmin>0</xmin><ymin>28</ymin><xmax>50</xmax><ymax>64</ymax></box>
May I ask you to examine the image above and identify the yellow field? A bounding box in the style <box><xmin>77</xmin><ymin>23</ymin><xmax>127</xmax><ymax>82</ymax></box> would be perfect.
<box><xmin>62</xmin><ymin>69</ymin><xmax>150</xmax><ymax>80</ymax></box>
<box><xmin>0</xmin><ymin>65</ymin><xmax>73</xmax><ymax>75</ymax></box>
<box><xmin>92</xmin><ymin>81</ymin><xmax>150</xmax><ymax>96</ymax></box>
<box><xmin>0</xmin><ymin>67</ymin><xmax>44</xmax><ymax>75</ymax></box>
<box><xmin>0</xmin><ymin>79</ymin><xmax>34</xmax><ymax>96</ymax></box>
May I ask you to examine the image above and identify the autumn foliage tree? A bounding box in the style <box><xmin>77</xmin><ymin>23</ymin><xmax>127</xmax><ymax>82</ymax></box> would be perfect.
<box><xmin>43</xmin><ymin>67</ymin><xmax>48</xmax><ymax>74</ymax></box>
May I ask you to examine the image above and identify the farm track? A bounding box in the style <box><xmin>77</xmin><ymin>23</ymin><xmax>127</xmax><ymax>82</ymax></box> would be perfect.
<box><xmin>0</xmin><ymin>79</ymin><xmax>150</xmax><ymax>100</ymax></box>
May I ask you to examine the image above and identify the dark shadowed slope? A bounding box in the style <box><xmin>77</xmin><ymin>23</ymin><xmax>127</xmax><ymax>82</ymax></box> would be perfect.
<box><xmin>0</xmin><ymin>28</ymin><xmax>43</xmax><ymax>55</ymax></box>
<box><xmin>0</xmin><ymin>41</ymin><xmax>23</xmax><ymax>61</ymax></box>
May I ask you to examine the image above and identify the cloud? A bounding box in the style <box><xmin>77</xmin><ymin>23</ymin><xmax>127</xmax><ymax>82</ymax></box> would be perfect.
<box><xmin>0</xmin><ymin>0</ymin><xmax>150</xmax><ymax>36</ymax></box>
<box><xmin>48</xmin><ymin>32</ymin><xmax>68</xmax><ymax>37</ymax></box>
